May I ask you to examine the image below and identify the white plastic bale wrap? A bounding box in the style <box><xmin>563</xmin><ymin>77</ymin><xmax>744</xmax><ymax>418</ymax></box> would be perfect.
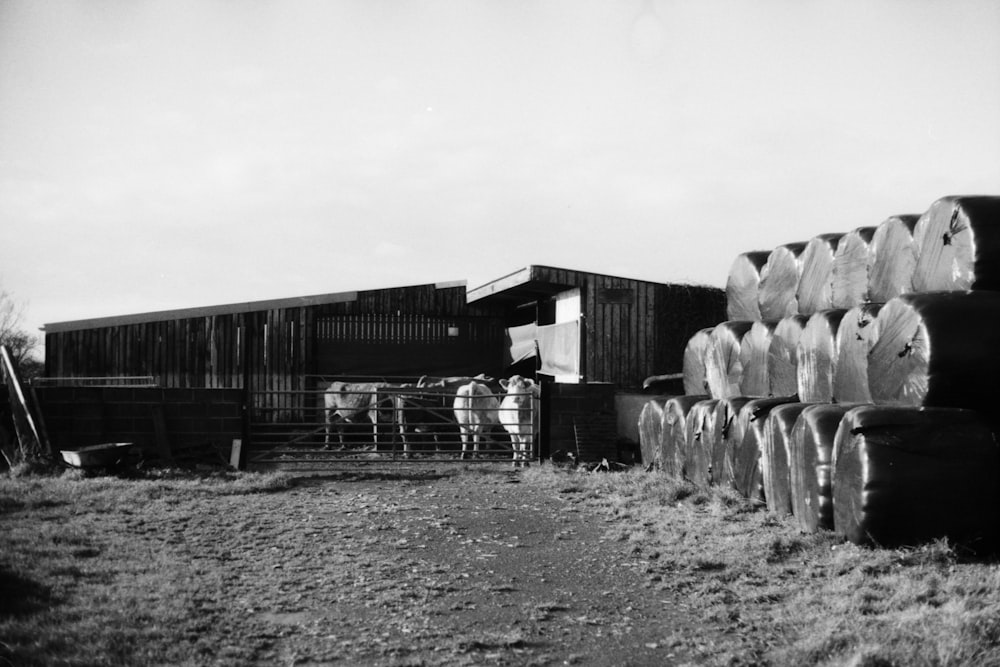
<box><xmin>684</xmin><ymin>399</ymin><xmax>720</xmax><ymax>489</ymax></box>
<box><xmin>713</xmin><ymin>397</ymin><xmax>753</xmax><ymax>490</ymax></box>
<box><xmin>867</xmin><ymin>214</ymin><xmax>919</xmax><ymax>303</ymax></box>
<box><xmin>726</xmin><ymin>250</ymin><xmax>770</xmax><ymax>321</ymax></box>
<box><xmin>796</xmin><ymin>309</ymin><xmax>846</xmax><ymax>403</ymax></box>
<box><xmin>638</xmin><ymin>399</ymin><xmax>670</xmax><ymax>470</ymax></box>
<box><xmin>660</xmin><ymin>395</ymin><xmax>708</xmax><ymax>479</ymax></box>
<box><xmin>766</xmin><ymin>315</ymin><xmax>809</xmax><ymax>398</ymax></box>
<box><xmin>867</xmin><ymin>291</ymin><xmax>1000</xmax><ymax>414</ymax></box>
<box><xmin>682</xmin><ymin>328</ymin><xmax>714</xmax><ymax>396</ymax></box>
<box><xmin>758</xmin><ymin>242</ymin><xmax>807</xmax><ymax>321</ymax></box>
<box><xmin>832</xmin><ymin>405</ymin><xmax>1000</xmax><ymax>552</ymax></box>
<box><xmin>733</xmin><ymin>396</ymin><xmax>799</xmax><ymax>502</ymax></box>
<box><xmin>912</xmin><ymin>195</ymin><xmax>1000</xmax><ymax>292</ymax></box>
<box><xmin>831</xmin><ymin>226</ymin><xmax>877</xmax><ymax>309</ymax></box>
<box><xmin>704</xmin><ymin>321</ymin><xmax>753</xmax><ymax>399</ymax></box>
<box><xmin>796</xmin><ymin>233</ymin><xmax>844</xmax><ymax>315</ymax></box>
<box><xmin>762</xmin><ymin>403</ymin><xmax>813</xmax><ymax>517</ymax></box>
<box><xmin>790</xmin><ymin>404</ymin><xmax>857</xmax><ymax>534</ymax></box>
<box><xmin>832</xmin><ymin>303</ymin><xmax>883</xmax><ymax>404</ymax></box>
<box><xmin>739</xmin><ymin>320</ymin><xmax>777</xmax><ymax>398</ymax></box>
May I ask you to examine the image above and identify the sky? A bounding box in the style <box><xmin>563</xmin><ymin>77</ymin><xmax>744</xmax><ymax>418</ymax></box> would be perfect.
<box><xmin>1</xmin><ymin>0</ymin><xmax>999</xmax><ymax>354</ymax></box>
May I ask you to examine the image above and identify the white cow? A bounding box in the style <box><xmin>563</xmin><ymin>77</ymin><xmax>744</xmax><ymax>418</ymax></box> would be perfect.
<box><xmin>452</xmin><ymin>381</ymin><xmax>500</xmax><ymax>459</ymax></box>
<box><xmin>498</xmin><ymin>375</ymin><xmax>539</xmax><ymax>467</ymax></box>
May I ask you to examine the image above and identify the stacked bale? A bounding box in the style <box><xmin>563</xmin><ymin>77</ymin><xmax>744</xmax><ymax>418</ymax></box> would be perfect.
<box><xmin>762</xmin><ymin>403</ymin><xmax>813</xmax><ymax>516</ymax></box>
<box><xmin>790</xmin><ymin>404</ymin><xmax>855</xmax><ymax>533</ymax></box>
<box><xmin>767</xmin><ymin>315</ymin><xmax>809</xmax><ymax>397</ymax></box>
<box><xmin>796</xmin><ymin>309</ymin><xmax>846</xmax><ymax>403</ymax></box>
<box><xmin>867</xmin><ymin>214</ymin><xmax>919</xmax><ymax>302</ymax></box>
<box><xmin>660</xmin><ymin>395</ymin><xmax>707</xmax><ymax>479</ymax></box>
<box><xmin>682</xmin><ymin>328</ymin><xmax>714</xmax><ymax>395</ymax></box>
<box><xmin>832</xmin><ymin>303</ymin><xmax>882</xmax><ymax>403</ymax></box>
<box><xmin>912</xmin><ymin>195</ymin><xmax>1000</xmax><ymax>292</ymax></box>
<box><xmin>685</xmin><ymin>399</ymin><xmax>720</xmax><ymax>488</ymax></box>
<box><xmin>738</xmin><ymin>320</ymin><xmax>776</xmax><ymax>398</ymax></box>
<box><xmin>833</xmin><ymin>405</ymin><xmax>1000</xmax><ymax>552</ymax></box>
<box><xmin>712</xmin><ymin>397</ymin><xmax>753</xmax><ymax>488</ymax></box>
<box><xmin>796</xmin><ymin>233</ymin><xmax>843</xmax><ymax>315</ymax></box>
<box><xmin>726</xmin><ymin>251</ymin><xmax>770</xmax><ymax>320</ymax></box>
<box><xmin>831</xmin><ymin>226</ymin><xmax>876</xmax><ymax>309</ymax></box>
<box><xmin>758</xmin><ymin>243</ymin><xmax>807</xmax><ymax>320</ymax></box>
<box><xmin>733</xmin><ymin>397</ymin><xmax>799</xmax><ymax>503</ymax></box>
<box><xmin>704</xmin><ymin>321</ymin><xmax>753</xmax><ymax>400</ymax></box>
<box><xmin>638</xmin><ymin>398</ymin><xmax>671</xmax><ymax>469</ymax></box>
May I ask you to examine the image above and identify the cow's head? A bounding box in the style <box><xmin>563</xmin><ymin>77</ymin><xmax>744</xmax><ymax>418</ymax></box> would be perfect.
<box><xmin>500</xmin><ymin>375</ymin><xmax>535</xmax><ymax>393</ymax></box>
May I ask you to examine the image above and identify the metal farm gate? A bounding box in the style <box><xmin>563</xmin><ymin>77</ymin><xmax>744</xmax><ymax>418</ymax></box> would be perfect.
<box><xmin>245</xmin><ymin>378</ymin><xmax>538</xmax><ymax>467</ymax></box>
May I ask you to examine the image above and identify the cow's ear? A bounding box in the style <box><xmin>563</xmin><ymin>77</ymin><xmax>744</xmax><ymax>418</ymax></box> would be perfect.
<box><xmin>499</xmin><ymin>378</ymin><xmax>509</xmax><ymax>389</ymax></box>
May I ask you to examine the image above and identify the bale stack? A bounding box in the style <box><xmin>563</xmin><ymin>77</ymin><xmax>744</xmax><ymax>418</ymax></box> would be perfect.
<box><xmin>738</xmin><ymin>320</ymin><xmax>776</xmax><ymax>398</ymax></box>
<box><xmin>659</xmin><ymin>395</ymin><xmax>707</xmax><ymax>479</ymax></box>
<box><xmin>796</xmin><ymin>234</ymin><xmax>843</xmax><ymax>315</ymax></box>
<box><xmin>767</xmin><ymin>315</ymin><xmax>809</xmax><ymax>397</ymax></box>
<box><xmin>732</xmin><ymin>397</ymin><xmax>799</xmax><ymax>502</ymax></box>
<box><xmin>685</xmin><ymin>399</ymin><xmax>720</xmax><ymax>489</ymax></box>
<box><xmin>704</xmin><ymin>321</ymin><xmax>753</xmax><ymax>400</ymax></box>
<box><xmin>712</xmin><ymin>397</ymin><xmax>753</xmax><ymax>488</ymax></box>
<box><xmin>638</xmin><ymin>398</ymin><xmax>671</xmax><ymax>470</ymax></box>
<box><xmin>682</xmin><ymin>328</ymin><xmax>714</xmax><ymax>396</ymax></box>
<box><xmin>867</xmin><ymin>214</ymin><xmax>920</xmax><ymax>302</ymax></box>
<box><xmin>790</xmin><ymin>403</ymin><xmax>854</xmax><ymax>534</ymax></box>
<box><xmin>761</xmin><ymin>402</ymin><xmax>812</xmax><ymax>516</ymax></box>
<box><xmin>912</xmin><ymin>196</ymin><xmax>1000</xmax><ymax>292</ymax></box>
<box><xmin>758</xmin><ymin>243</ymin><xmax>807</xmax><ymax>320</ymax></box>
<box><xmin>796</xmin><ymin>309</ymin><xmax>846</xmax><ymax>403</ymax></box>
<box><xmin>832</xmin><ymin>303</ymin><xmax>882</xmax><ymax>404</ymax></box>
<box><xmin>726</xmin><ymin>251</ymin><xmax>770</xmax><ymax>320</ymax></box>
<box><xmin>831</xmin><ymin>226</ymin><xmax>877</xmax><ymax>309</ymax></box>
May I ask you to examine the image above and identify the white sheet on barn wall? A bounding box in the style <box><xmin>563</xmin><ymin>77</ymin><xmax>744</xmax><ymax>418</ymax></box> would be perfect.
<box><xmin>546</xmin><ymin>288</ymin><xmax>582</xmax><ymax>382</ymax></box>
<box><xmin>555</xmin><ymin>289</ymin><xmax>581</xmax><ymax>324</ymax></box>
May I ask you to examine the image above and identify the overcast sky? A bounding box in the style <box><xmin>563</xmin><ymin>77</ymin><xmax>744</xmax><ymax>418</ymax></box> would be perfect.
<box><xmin>2</xmin><ymin>1</ymin><xmax>999</xmax><ymax>349</ymax></box>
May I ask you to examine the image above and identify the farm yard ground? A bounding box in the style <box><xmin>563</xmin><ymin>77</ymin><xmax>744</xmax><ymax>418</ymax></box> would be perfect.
<box><xmin>3</xmin><ymin>464</ymin><xmax>1000</xmax><ymax>666</ymax></box>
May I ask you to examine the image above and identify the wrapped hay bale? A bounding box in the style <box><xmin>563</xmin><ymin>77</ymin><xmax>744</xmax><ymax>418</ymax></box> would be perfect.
<box><xmin>714</xmin><ymin>396</ymin><xmax>754</xmax><ymax>489</ymax></box>
<box><xmin>796</xmin><ymin>309</ymin><xmax>847</xmax><ymax>403</ymax></box>
<box><xmin>796</xmin><ymin>233</ymin><xmax>844</xmax><ymax>315</ymax></box>
<box><xmin>832</xmin><ymin>303</ymin><xmax>883</xmax><ymax>404</ymax></box>
<box><xmin>726</xmin><ymin>250</ymin><xmax>770</xmax><ymax>321</ymax></box>
<box><xmin>738</xmin><ymin>320</ymin><xmax>777</xmax><ymax>398</ymax></box>
<box><xmin>638</xmin><ymin>398</ymin><xmax>671</xmax><ymax>470</ymax></box>
<box><xmin>762</xmin><ymin>402</ymin><xmax>813</xmax><ymax>516</ymax></box>
<box><xmin>832</xmin><ymin>405</ymin><xmax>1000</xmax><ymax>552</ymax></box>
<box><xmin>867</xmin><ymin>214</ymin><xmax>920</xmax><ymax>302</ymax></box>
<box><xmin>831</xmin><ymin>226</ymin><xmax>877</xmax><ymax>309</ymax></box>
<box><xmin>660</xmin><ymin>395</ymin><xmax>708</xmax><ymax>479</ymax></box>
<box><xmin>683</xmin><ymin>328</ymin><xmax>714</xmax><ymax>396</ymax></box>
<box><xmin>684</xmin><ymin>399</ymin><xmax>720</xmax><ymax>489</ymax></box>
<box><xmin>912</xmin><ymin>195</ymin><xmax>1000</xmax><ymax>292</ymax></box>
<box><xmin>705</xmin><ymin>321</ymin><xmax>754</xmax><ymax>399</ymax></box>
<box><xmin>789</xmin><ymin>403</ymin><xmax>856</xmax><ymax>534</ymax></box>
<box><xmin>758</xmin><ymin>242</ymin><xmax>807</xmax><ymax>320</ymax></box>
<box><xmin>767</xmin><ymin>315</ymin><xmax>809</xmax><ymax>398</ymax></box>
<box><xmin>867</xmin><ymin>291</ymin><xmax>1000</xmax><ymax>414</ymax></box>
<box><xmin>733</xmin><ymin>396</ymin><xmax>800</xmax><ymax>502</ymax></box>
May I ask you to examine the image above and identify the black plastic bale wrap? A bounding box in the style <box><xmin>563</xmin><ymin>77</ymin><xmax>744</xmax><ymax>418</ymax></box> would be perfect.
<box><xmin>796</xmin><ymin>309</ymin><xmax>847</xmax><ymax>403</ymax></box>
<box><xmin>733</xmin><ymin>396</ymin><xmax>800</xmax><ymax>502</ymax></box>
<box><xmin>867</xmin><ymin>214</ymin><xmax>920</xmax><ymax>303</ymax></box>
<box><xmin>790</xmin><ymin>403</ymin><xmax>856</xmax><ymax>534</ymax></box>
<box><xmin>726</xmin><ymin>250</ymin><xmax>770</xmax><ymax>321</ymax></box>
<box><xmin>867</xmin><ymin>291</ymin><xmax>1000</xmax><ymax>414</ymax></box>
<box><xmin>739</xmin><ymin>320</ymin><xmax>778</xmax><ymax>398</ymax></box>
<box><xmin>705</xmin><ymin>321</ymin><xmax>754</xmax><ymax>400</ymax></box>
<box><xmin>682</xmin><ymin>328</ymin><xmax>715</xmax><ymax>396</ymax></box>
<box><xmin>912</xmin><ymin>195</ymin><xmax>1000</xmax><ymax>292</ymax></box>
<box><xmin>762</xmin><ymin>403</ymin><xmax>813</xmax><ymax>517</ymax></box>
<box><xmin>638</xmin><ymin>398</ymin><xmax>671</xmax><ymax>470</ymax></box>
<box><xmin>767</xmin><ymin>314</ymin><xmax>809</xmax><ymax>398</ymax></box>
<box><xmin>758</xmin><ymin>242</ymin><xmax>807</xmax><ymax>321</ymax></box>
<box><xmin>831</xmin><ymin>226</ymin><xmax>877</xmax><ymax>309</ymax></box>
<box><xmin>660</xmin><ymin>395</ymin><xmax>708</xmax><ymax>479</ymax></box>
<box><xmin>685</xmin><ymin>399</ymin><xmax>720</xmax><ymax>489</ymax></box>
<box><xmin>714</xmin><ymin>396</ymin><xmax>754</xmax><ymax>490</ymax></box>
<box><xmin>796</xmin><ymin>233</ymin><xmax>844</xmax><ymax>315</ymax></box>
<box><xmin>832</xmin><ymin>303</ymin><xmax>883</xmax><ymax>404</ymax></box>
<box><xmin>832</xmin><ymin>405</ymin><xmax>1000</xmax><ymax>552</ymax></box>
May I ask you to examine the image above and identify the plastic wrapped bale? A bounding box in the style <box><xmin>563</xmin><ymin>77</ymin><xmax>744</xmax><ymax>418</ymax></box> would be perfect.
<box><xmin>726</xmin><ymin>250</ymin><xmax>770</xmax><ymax>321</ymax></box>
<box><xmin>762</xmin><ymin>402</ymin><xmax>813</xmax><ymax>516</ymax></box>
<box><xmin>733</xmin><ymin>396</ymin><xmax>800</xmax><ymax>502</ymax></box>
<box><xmin>867</xmin><ymin>291</ymin><xmax>1000</xmax><ymax>414</ymax></box>
<box><xmin>758</xmin><ymin>242</ymin><xmax>807</xmax><ymax>321</ymax></box>
<box><xmin>796</xmin><ymin>234</ymin><xmax>844</xmax><ymax>315</ymax></box>
<box><xmin>714</xmin><ymin>397</ymin><xmax>754</xmax><ymax>489</ymax></box>
<box><xmin>767</xmin><ymin>315</ymin><xmax>809</xmax><ymax>398</ymax></box>
<box><xmin>867</xmin><ymin>214</ymin><xmax>920</xmax><ymax>303</ymax></box>
<box><xmin>739</xmin><ymin>320</ymin><xmax>777</xmax><ymax>398</ymax></box>
<box><xmin>832</xmin><ymin>303</ymin><xmax>883</xmax><ymax>404</ymax></box>
<box><xmin>683</xmin><ymin>328</ymin><xmax>714</xmax><ymax>396</ymax></box>
<box><xmin>832</xmin><ymin>405</ymin><xmax>1000</xmax><ymax>552</ymax></box>
<box><xmin>796</xmin><ymin>309</ymin><xmax>847</xmax><ymax>403</ymax></box>
<box><xmin>705</xmin><ymin>321</ymin><xmax>753</xmax><ymax>399</ymax></box>
<box><xmin>660</xmin><ymin>395</ymin><xmax>708</xmax><ymax>479</ymax></box>
<box><xmin>638</xmin><ymin>398</ymin><xmax>671</xmax><ymax>470</ymax></box>
<box><xmin>831</xmin><ymin>226</ymin><xmax>877</xmax><ymax>309</ymax></box>
<box><xmin>912</xmin><ymin>195</ymin><xmax>1000</xmax><ymax>292</ymax></box>
<box><xmin>790</xmin><ymin>403</ymin><xmax>856</xmax><ymax>534</ymax></box>
<box><xmin>684</xmin><ymin>399</ymin><xmax>720</xmax><ymax>489</ymax></box>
